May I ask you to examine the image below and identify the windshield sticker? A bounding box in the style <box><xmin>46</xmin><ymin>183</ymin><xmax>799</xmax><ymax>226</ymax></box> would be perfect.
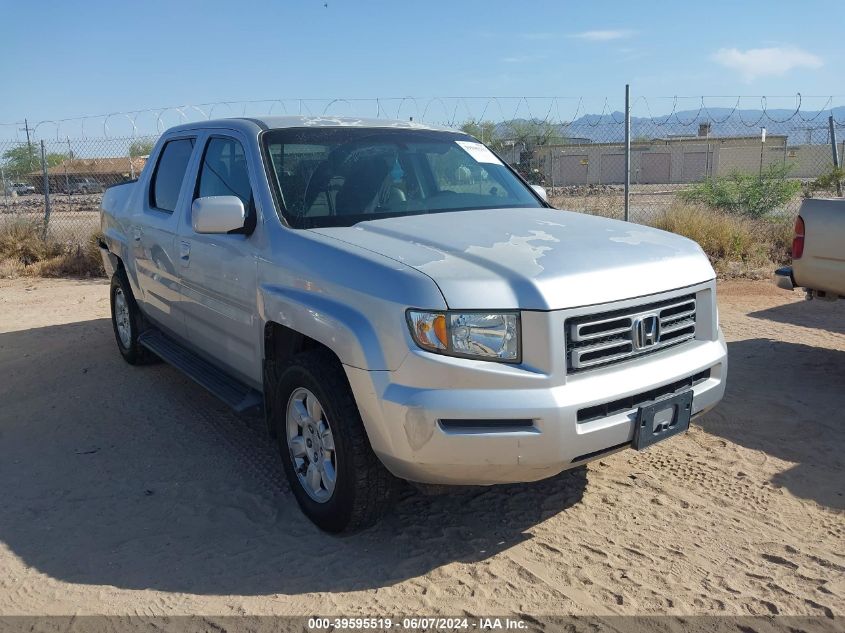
<box><xmin>455</xmin><ymin>140</ymin><xmax>503</xmax><ymax>165</ymax></box>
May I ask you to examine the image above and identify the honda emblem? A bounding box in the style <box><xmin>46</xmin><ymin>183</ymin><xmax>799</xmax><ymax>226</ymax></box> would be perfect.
<box><xmin>632</xmin><ymin>314</ymin><xmax>660</xmax><ymax>350</ymax></box>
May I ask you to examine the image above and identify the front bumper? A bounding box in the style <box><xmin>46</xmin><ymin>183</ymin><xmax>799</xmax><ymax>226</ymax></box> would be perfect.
<box><xmin>345</xmin><ymin>330</ymin><xmax>728</xmax><ymax>485</ymax></box>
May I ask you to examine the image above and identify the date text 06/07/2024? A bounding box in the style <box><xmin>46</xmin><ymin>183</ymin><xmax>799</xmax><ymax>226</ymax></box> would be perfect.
<box><xmin>306</xmin><ymin>617</ymin><xmax>529</xmax><ymax>630</ymax></box>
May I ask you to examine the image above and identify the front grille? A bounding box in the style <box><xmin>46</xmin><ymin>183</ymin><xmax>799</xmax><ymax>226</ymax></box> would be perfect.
<box><xmin>567</xmin><ymin>294</ymin><xmax>697</xmax><ymax>372</ymax></box>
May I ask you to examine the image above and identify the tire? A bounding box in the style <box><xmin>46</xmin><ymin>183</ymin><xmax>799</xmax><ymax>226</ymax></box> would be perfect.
<box><xmin>273</xmin><ymin>348</ymin><xmax>397</xmax><ymax>533</ymax></box>
<box><xmin>110</xmin><ymin>270</ymin><xmax>156</xmax><ymax>365</ymax></box>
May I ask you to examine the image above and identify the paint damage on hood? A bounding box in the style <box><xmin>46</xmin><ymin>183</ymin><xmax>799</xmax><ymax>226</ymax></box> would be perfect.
<box><xmin>311</xmin><ymin>207</ymin><xmax>715</xmax><ymax>310</ymax></box>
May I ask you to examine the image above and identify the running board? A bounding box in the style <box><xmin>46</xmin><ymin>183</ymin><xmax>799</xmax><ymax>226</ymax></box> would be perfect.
<box><xmin>138</xmin><ymin>329</ymin><xmax>263</xmax><ymax>414</ymax></box>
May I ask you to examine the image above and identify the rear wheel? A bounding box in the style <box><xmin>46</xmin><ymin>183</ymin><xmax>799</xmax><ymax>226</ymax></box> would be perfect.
<box><xmin>110</xmin><ymin>271</ymin><xmax>156</xmax><ymax>365</ymax></box>
<box><xmin>274</xmin><ymin>348</ymin><xmax>397</xmax><ymax>533</ymax></box>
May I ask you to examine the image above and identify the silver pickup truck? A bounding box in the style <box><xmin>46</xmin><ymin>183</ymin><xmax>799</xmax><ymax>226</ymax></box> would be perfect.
<box><xmin>99</xmin><ymin>116</ymin><xmax>727</xmax><ymax>532</ymax></box>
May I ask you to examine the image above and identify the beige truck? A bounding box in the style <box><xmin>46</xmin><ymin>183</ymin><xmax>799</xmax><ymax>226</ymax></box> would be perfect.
<box><xmin>776</xmin><ymin>198</ymin><xmax>845</xmax><ymax>300</ymax></box>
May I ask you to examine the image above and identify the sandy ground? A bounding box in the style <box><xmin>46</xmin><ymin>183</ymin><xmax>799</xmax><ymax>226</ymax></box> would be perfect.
<box><xmin>0</xmin><ymin>277</ymin><xmax>842</xmax><ymax>618</ymax></box>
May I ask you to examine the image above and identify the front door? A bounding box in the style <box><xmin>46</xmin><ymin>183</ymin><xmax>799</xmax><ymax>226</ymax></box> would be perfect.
<box><xmin>177</xmin><ymin>133</ymin><xmax>262</xmax><ymax>388</ymax></box>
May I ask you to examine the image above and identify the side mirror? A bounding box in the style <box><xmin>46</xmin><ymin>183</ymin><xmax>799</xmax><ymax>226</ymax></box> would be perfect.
<box><xmin>531</xmin><ymin>184</ymin><xmax>548</xmax><ymax>202</ymax></box>
<box><xmin>192</xmin><ymin>196</ymin><xmax>245</xmax><ymax>234</ymax></box>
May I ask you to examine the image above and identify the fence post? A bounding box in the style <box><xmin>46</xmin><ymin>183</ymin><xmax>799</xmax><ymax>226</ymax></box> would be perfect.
<box><xmin>40</xmin><ymin>140</ymin><xmax>52</xmax><ymax>239</ymax></box>
<box><xmin>829</xmin><ymin>116</ymin><xmax>842</xmax><ymax>197</ymax></box>
<box><xmin>1</xmin><ymin>164</ymin><xmax>7</xmax><ymax>210</ymax></box>
<box><xmin>624</xmin><ymin>83</ymin><xmax>631</xmax><ymax>222</ymax></box>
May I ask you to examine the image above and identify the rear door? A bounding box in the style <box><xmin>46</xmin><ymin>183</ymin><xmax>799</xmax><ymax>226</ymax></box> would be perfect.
<box><xmin>177</xmin><ymin>131</ymin><xmax>262</xmax><ymax>387</ymax></box>
<box><xmin>132</xmin><ymin>135</ymin><xmax>197</xmax><ymax>340</ymax></box>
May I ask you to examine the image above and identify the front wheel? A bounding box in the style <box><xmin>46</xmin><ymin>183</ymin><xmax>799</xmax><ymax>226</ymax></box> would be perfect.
<box><xmin>274</xmin><ymin>349</ymin><xmax>397</xmax><ymax>533</ymax></box>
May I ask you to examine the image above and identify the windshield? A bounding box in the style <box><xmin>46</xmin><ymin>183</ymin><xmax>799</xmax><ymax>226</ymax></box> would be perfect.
<box><xmin>262</xmin><ymin>128</ymin><xmax>542</xmax><ymax>228</ymax></box>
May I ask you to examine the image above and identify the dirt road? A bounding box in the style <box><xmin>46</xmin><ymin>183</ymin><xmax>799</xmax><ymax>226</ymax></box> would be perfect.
<box><xmin>0</xmin><ymin>278</ymin><xmax>842</xmax><ymax>617</ymax></box>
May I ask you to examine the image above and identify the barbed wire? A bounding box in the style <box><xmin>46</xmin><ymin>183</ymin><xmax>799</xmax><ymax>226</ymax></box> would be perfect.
<box><xmin>3</xmin><ymin>94</ymin><xmax>845</xmax><ymax>141</ymax></box>
<box><xmin>2</xmin><ymin>92</ymin><xmax>843</xmax><ymax>248</ymax></box>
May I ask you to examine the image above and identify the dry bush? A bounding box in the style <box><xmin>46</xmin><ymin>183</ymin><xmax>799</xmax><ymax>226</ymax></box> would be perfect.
<box><xmin>0</xmin><ymin>218</ymin><xmax>104</xmax><ymax>278</ymax></box>
<box><xmin>34</xmin><ymin>233</ymin><xmax>105</xmax><ymax>278</ymax></box>
<box><xmin>0</xmin><ymin>217</ymin><xmax>63</xmax><ymax>265</ymax></box>
<box><xmin>648</xmin><ymin>203</ymin><xmax>793</xmax><ymax>278</ymax></box>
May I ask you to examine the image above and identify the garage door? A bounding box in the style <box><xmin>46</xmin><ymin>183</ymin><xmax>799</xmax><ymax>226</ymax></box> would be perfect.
<box><xmin>640</xmin><ymin>153</ymin><xmax>670</xmax><ymax>184</ymax></box>
<box><xmin>557</xmin><ymin>155</ymin><xmax>589</xmax><ymax>184</ymax></box>
<box><xmin>600</xmin><ymin>154</ymin><xmax>625</xmax><ymax>184</ymax></box>
<box><xmin>683</xmin><ymin>152</ymin><xmax>709</xmax><ymax>182</ymax></box>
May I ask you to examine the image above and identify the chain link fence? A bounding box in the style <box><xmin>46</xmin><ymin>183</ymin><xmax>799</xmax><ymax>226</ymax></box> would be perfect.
<box><xmin>1</xmin><ymin>135</ymin><xmax>157</xmax><ymax>244</ymax></box>
<box><xmin>2</xmin><ymin>94</ymin><xmax>844</xmax><ymax>248</ymax></box>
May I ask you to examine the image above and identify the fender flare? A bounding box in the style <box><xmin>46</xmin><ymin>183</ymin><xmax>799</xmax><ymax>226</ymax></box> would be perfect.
<box><xmin>260</xmin><ymin>284</ymin><xmax>387</xmax><ymax>370</ymax></box>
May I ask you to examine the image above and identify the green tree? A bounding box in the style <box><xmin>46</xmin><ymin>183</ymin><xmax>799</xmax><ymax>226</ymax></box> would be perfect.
<box><xmin>505</xmin><ymin>119</ymin><xmax>564</xmax><ymax>148</ymax></box>
<box><xmin>459</xmin><ymin>120</ymin><xmax>504</xmax><ymax>152</ymax></box>
<box><xmin>1</xmin><ymin>145</ymin><xmax>66</xmax><ymax>178</ymax></box>
<box><xmin>128</xmin><ymin>139</ymin><xmax>156</xmax><ymax>157</ymax></box>
<box><xmin>679</xmin><ymin>163</ymin><xmax>801</xmax><ymax>218</ymax></box>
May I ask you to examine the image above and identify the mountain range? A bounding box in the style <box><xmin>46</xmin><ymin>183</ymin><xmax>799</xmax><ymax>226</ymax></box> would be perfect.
<box><xmin>507</xmin><ymin>106</ymin><xmax>845</xmax><ymax>145</ymax></box>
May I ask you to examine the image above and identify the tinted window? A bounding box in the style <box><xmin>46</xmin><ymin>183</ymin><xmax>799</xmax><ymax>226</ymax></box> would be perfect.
<box><xmin>151</xmin><ymin>138</ymin><xmax>195</xmax><ymax>212</ymax></box>
<box><xmin>196</xmin><ymin>137</ymin><xmax>252</xmax><ymax>208</ymax></box>
<box><xmin>262</xmin><ymin>128</ymin><xmax>541</xmax><ymax>228</ymax></box>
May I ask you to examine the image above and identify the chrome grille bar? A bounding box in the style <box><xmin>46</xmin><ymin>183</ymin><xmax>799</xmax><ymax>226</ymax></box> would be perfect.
<box><xmin>567</xmin><ymin>294</ymin><xmax>697</xmax><ymax>372</ymax></box>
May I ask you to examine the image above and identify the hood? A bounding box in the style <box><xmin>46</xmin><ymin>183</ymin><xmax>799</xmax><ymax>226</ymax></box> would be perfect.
<box><xmin>310</xmin><ymin>207</ymin><xmax>714</xmax><ymax>310</ymax></box>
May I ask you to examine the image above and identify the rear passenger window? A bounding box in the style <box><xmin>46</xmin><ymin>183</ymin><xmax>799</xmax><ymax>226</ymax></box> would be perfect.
<box><xmin>150</xmin><ymin>138</ymin><xmax>195</xmax><ymax>212</ymax></box>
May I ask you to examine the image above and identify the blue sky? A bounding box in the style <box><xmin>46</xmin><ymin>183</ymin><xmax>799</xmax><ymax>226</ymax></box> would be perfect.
<box><xmin>1</xmin><ymin>0</ymin><xmax>842</xmax><ymax>134</ymax></box>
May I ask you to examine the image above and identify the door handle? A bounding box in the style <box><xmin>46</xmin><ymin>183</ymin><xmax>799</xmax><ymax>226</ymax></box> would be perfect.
<box><xmin>179</xmin><ymin>240</ymin><xmax>191</xmax><ymax>262</ymax></box>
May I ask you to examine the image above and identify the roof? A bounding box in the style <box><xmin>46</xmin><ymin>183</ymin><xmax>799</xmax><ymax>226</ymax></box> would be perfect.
<box><xmin>33</xmin><ymin>156</ymin><xmax>147</xmax><ymax>177</ymax></box>
<box><xmin>253</xmin><ymin>115</ymin><xmax>455</xmax><ymax>132</ymax></box>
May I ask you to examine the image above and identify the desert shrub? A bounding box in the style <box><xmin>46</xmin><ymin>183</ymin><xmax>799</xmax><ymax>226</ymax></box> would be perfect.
<box><xmin>649</xmin><ymin>203</ymin><xmax>792</xmax><ymax>277</ymax></box>
<box><xmin>0</xmin><ymin>217</ymin><xmax>63</xmax><ymax>265</ymax></box>
<box><xmin>679</xmin><ymin>163</ymin><xmax>801</xmax><ymax>218</ymax></box>
<box><xmin>0</xmin><ymin>219</ymin><xmax>104</xmax><ymax>278</ymax></box>
<box><xmin>806</xmin><ymin>166</ymin><xmax>844</xmax><ymax>196</ymax></box>
<box><xmin>35</xmin><ymin>232</ymin><xmax>105</xmax><ymax>278</ymax></box>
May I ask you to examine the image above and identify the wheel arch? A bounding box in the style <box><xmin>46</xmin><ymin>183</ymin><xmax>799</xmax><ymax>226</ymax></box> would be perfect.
<box><xmin>262</xmin><ymin>322</ymin><xmax>338</xmax><ymax>437</ymax></box>
<box><xmin>259</xmin><ymin>284</ymin><xmax>387</xmax><ymax>371</ymax></box>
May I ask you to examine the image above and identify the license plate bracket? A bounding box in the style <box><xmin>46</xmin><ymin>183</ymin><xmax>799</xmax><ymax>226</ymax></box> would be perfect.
<box><xmin>633</xmin><ymin>390</ymin><xmax>694</xmax><ymax>450</ymax></box>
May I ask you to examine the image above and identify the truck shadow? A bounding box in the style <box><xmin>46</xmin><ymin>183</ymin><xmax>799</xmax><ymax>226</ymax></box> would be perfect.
<box><xmin>697</xmin><ymin>338</ymin><xmax>845</xmax><ymax>510</ymax></box>
<box><xmin>0</xmin><ymin>319</ymin><xmax>587</xmax><ymax>596</ymax></box>
<box><xmin>748</xmin><ymin>299</ymin><xmax>845</xmax><ymax>336</ymax></box>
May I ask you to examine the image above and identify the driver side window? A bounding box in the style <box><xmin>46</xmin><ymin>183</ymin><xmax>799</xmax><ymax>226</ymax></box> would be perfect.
<box><xmin>196</xmin><ymin>137</ymin><xmax>256</xmax><ymax>233</ymax></box>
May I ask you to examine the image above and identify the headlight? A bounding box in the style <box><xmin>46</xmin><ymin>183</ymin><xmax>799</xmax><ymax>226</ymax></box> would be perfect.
<box><xmin>406</xmin><ymin>310</ymin><xmax>520</xmax><ymax>362</ymax></box>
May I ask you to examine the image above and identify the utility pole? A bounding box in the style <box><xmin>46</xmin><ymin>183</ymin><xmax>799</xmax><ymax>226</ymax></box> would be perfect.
<box><xmin>829</xmin><ymin>116</ymin><xmax>842</xmax><ymax>197</ymax></box>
